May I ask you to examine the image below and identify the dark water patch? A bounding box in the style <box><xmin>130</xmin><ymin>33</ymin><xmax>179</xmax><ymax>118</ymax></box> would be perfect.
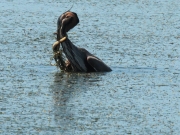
<box><xmin>112</xmin><ymin>66</ymin><xmax>158</xmax><ymax>74</ymax></box>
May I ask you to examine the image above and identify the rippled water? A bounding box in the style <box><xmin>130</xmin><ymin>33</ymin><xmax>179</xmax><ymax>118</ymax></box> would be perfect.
<box><xmin>0</xmin><ymin>0</ymin><xmax>180</xmax><ymax>134</ymax></box>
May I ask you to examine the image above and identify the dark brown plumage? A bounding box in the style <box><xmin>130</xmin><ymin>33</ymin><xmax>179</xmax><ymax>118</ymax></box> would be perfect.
<box><xmin>53</xmin><ymin>11</ymin><xmax>112</xmax><ymax>72</ymax></box>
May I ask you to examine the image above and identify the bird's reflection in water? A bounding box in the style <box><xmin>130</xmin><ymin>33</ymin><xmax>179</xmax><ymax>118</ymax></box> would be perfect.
<box><xmin>50</xmin><ymin>71</ymin><xmax>105</xmax><ymax>134</ymax></box>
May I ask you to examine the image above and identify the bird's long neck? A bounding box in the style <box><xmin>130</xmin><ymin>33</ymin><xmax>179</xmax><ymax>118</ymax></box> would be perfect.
<box><xmin>58</xmin><ymin>26</ymin><xmax>66</xmax><ymax>40</ymax></box>
<box><xmin>58</xmin><ymin>28</ymin><xmax>87</xmax><ymax>72</ymax></box>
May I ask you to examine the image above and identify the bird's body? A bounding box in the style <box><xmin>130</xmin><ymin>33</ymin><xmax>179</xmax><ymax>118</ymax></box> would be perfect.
<box><xmin>53</xmin><ymin>11</ymin><xmax>112</xmax><ymax>72</ymax></box>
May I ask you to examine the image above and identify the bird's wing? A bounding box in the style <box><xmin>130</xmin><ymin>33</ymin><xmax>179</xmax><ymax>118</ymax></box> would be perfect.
<box><xmin>87</xmin><ymin>55</ymin><xmax>112</xmax><ymax>72</ymax></box>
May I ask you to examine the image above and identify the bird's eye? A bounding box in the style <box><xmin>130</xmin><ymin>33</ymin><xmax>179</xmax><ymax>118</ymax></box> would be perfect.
<box><xmin>66</xmin><ymin>16</ymin><xmax>70</xmax><ymax>18</ymax></box>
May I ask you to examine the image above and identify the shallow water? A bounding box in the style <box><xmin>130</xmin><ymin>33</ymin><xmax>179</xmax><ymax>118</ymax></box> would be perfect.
<box><xmin>0</xmin><ymin>0</ymin><xmax>180</xmax><ymax>134</ymax></box>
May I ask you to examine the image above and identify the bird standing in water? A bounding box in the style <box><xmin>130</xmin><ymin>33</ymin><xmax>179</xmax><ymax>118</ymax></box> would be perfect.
<box><xmin>53</xmin><ymin>11</ymin><xmax>112</xmax><ymax>72</ymax></box>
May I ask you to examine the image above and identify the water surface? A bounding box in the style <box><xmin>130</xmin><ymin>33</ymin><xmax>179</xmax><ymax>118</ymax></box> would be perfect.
<box><xmin>0</xmin><ymin>0</ymin><xmax>180</xmax><ymax>134</ymax></box>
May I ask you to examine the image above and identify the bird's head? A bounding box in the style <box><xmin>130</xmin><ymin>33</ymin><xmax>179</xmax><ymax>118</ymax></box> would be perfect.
<box><xmin>57</xmin><ymin>11</ymin><xmax>79</xmax><ymax>37</ymax></box>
